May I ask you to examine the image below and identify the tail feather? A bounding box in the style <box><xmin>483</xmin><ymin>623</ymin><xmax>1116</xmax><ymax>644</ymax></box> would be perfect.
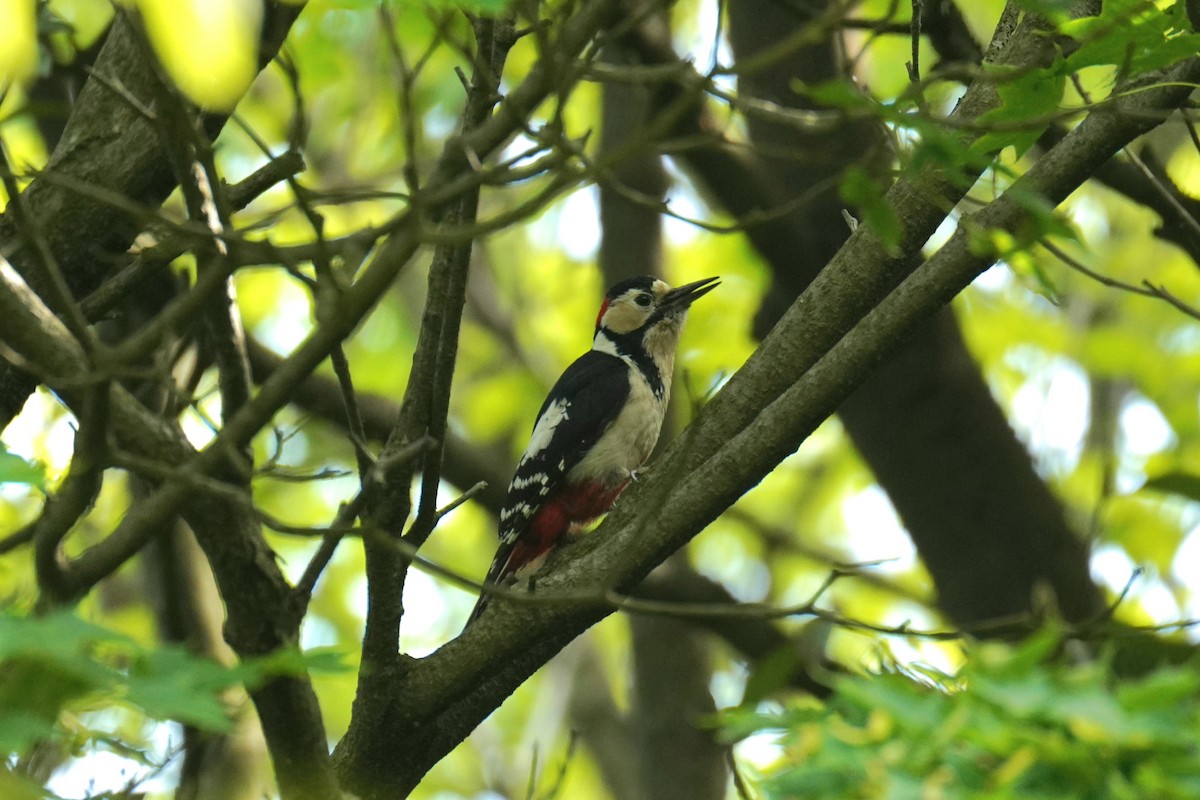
<box><xmin>464</xmin><ymin>538</ymin><xmax>556</xmax><ymax>627</ymax></box>
<box><xmin>465</xmin><ymin>495</ymin><xmax>581</xmax><ymax>628</ymax></box>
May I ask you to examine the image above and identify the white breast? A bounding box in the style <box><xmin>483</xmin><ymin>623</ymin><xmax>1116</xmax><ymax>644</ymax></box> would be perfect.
<box><xmin>570</xmin><ymin>362</ymin><xmax>669</xmax><ymax>485</ymax></box>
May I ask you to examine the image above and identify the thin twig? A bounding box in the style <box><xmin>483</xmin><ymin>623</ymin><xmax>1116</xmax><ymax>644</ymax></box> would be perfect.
<box><xmin>79</xmin><ymin>151</ymin><xmax>306</xmax><ymax>321</ymax></box>
<box><xmin>292</xmin><ymin>435</ymin><xmax>437</xmax><ymax>601</ymax></box>
<box><xmin>908</xmin><ymin>0</ymin><xmax>923</xmax><ymax>83</ymax></box>
<box><xmin>1044</xmin><ymin>239</ymin><xmax>1200</xmax><ymax>322</ymax></box>
<box><xmin>434</xmin><ymin>480</ymin><xmax>488</xmax><ymax>523</ymax></box>
<box><xmin>1122</xmin><ymin>146</ymin><xmax>1200</xmax><ymax>247</ymax></box>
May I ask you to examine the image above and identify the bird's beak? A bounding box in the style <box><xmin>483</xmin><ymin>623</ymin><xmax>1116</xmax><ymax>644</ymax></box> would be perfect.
<box><xmin>662</xmin><ymin>276</ymin><xmax>720</xmax><ymax>312</ymax></box>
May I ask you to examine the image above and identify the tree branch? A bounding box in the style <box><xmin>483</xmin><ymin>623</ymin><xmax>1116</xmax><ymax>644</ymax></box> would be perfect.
<box><xmin>0</xmin><ymin>254</ymin><xmax>340</xmax><ymax>800</ymax></box>
<box><xmin>329</xmin><ymin>33</ymin><xmax>1200</xmax><ymax>796</ymax></box>
<box><xmin>0</xmin><ymin>2</ymin><xmax>303</xmax><ymax>426</ymax></box>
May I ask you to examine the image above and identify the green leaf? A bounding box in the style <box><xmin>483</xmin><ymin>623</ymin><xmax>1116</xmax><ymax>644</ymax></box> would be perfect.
<box><xmin>710</xmin><ymin>706</ymin><xmax>790</xmax><ymax>742</ymax></box>
<box><xmin>0</xmin><ymin>766</ymin><xmax>46</xmax><ymax>800</ymax></box>
<box><xmin>456</xmin><ymin>0</ymin><xmax>512</xmax><ymax>11</ymax></box>
<box><xmin>731</xmin><ymin>626</ymin><xmax>1200</xmax><ymax>798</ymax></box>
<box><xmin>791</xmin><ymin>78</ymin><xmax>879</xmax><ymax>113</ymax></box>
<box><xmin>122</xmin><ymin>647</ymin><xmax>246</xmax><ymax>732</ymax></box>
<box><xmin>1060</xmin><ymin>0</ymin><xmax>1200</xmax><ymax>78</ymax></box>
<box><xmin>742</xmin><ymin>646</ymin><xmax>803</xmax><ymax>705</ymax></box>
<box><xmin>388</xmin><ymin>0</ymin><xmax>511</xmax><ymax>10</ymax></box>
<box><xmin>839</xmin><ymin>166</ymin><xmax>902</xmax><ymax>255</ymax></box>
<box><xmin>1117</xmin><ymin>665</ymin><xmax>1200</xmax><ymax>711</ymax></box>
<box><xmin>973</xmin><ymin>66</ymin><xmax>1066</xmax><ymax>157</ymax></box>
<box><xmin>0</xmin><ymin>708</ymin><xmax>61</xmax><ymax>754</ymax></box>
<box><xmin>1140</xmin><ymin>471</ymin><xmax>1200</xmax><ymax>502</ymax></box>
<box><xmin>0</xmin><ymin>610</ymin><xmax>352</xmax><ymax>757</ymax></box>
<box><xmin>0</xmin><ymin>444</ymin><xmax>45</xmax><ymax>490</ymax></box>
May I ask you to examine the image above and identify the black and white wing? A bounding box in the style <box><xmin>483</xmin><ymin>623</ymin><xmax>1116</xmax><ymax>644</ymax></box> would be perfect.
<box><xmin>494</xmin><ymin>350</ymin><xmax>630</xmax><ymax>552</ymax></box>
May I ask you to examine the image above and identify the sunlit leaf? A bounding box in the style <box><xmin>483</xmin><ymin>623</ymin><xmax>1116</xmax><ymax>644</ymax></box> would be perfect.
<box><xmin>0</xmin><ymin>610</ymin><xmax>351</xmax><ymax>757</ymax></box>
<box><xmin>742</xmin><ymin>646</ymin><xmax>803</xmax><ymax>705</ymax></box>
<box><xmin>0</xmin><ymin>0</ymin><xmax>38</xmax><ymax>86</ymax></box>
<box><xmin>974</xmin><ymin>66</ymin><xmax>1066</xmax><ymax>157</ymax></box>
<box><xmin>135</xmin><ymin>0</ymin><xmax>262</xmax><ymax>111</ymax></box>
<box><xmin>839</xmin><ymin>166</ymin><xmax>902</xmax><ymax>255</ymax></box>
<box><xmin>1104</xmin><ymin>495</ymin><xmax>1185</xmax><ymax>572</ymax></box>
<box><xmin>734</xmin><ymin>631</ymin><xmax>1200</xmax><ymax>798</ymax></box>
<box><xmin>0</xmin><ymin>444</ymin><xmax>45</xmax><ymax>490</ymax></box>
<box><xmin>792</xmin><ymin>78</ymin><xmax>879</xmax><ymax>113</ymax></box>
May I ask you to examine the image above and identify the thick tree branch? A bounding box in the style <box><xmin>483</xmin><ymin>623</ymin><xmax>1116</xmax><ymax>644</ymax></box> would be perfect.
<box><xmin>336</xmin><ymin>35</ymin><xmax>1200</xmax><ymax>794</ymax></box>
<box><xmin>78</xmin><ymin>151</ymin><xmax>306</xmax><ymax>323</ymax></box>
<box><xmin>246</xmin><ymin>334</ymin><xmax>832</xmax><ymax>699</ymax></box>
<box><xmin>331</xmin><ymin>10</ymin><xmax>1080</xmax><ymax>789</ymax></box>
<box><xmin>42</xmin><ymin>0</ymin><xmax>629</xmax><ymax>616</ymax></box>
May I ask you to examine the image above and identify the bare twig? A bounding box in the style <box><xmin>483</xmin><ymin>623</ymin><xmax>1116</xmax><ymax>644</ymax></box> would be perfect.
<box><xmin>291</xmin><ymin>434</ymin><xmax>436</xmax><ymax>602</ymax></box>
<box><xmin>908</xmin><ymin>0</ymin><xmax>923</xmax><ymax>83</ymax></box>
<box><xmin>434</xmin><ymin>480</ymin><xmax>488</xmax><ymax>523</ymax></box>
<box><xmin>1122</xmin><ymin>146</ymin><xmax>1200</xmax><ymax>247</ymax></box>
<box><xmin>1044</xmin><ymin>239</ymin><xmax>1200</xmax><ymax>322</ymax></box>
<box><xmin>79</xmin><ymin>151</ymin><xmax>306</xmax><ymax>321</ymax></box>
<box><xmin>356</xmin><ymin>12</ymin><xmax>519</xmax><ymax>671</ymax></box>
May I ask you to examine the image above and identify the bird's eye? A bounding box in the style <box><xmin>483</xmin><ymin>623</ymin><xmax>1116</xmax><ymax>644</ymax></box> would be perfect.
<box><xmin>635</xmin><ymin>293</ymin><xmax>653</xmax><ymax>308</ymax></box>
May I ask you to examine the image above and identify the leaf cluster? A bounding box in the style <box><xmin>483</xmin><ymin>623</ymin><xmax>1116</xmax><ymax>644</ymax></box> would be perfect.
<box><xmin>723</xmin><ymin>629</ymin><xmax>1200</xmax><ymax>798</ymax></box>
<box><xmin>0</xmin><ymin>609</ymin><xmax>345</xmax><ymax>757</ymax></box>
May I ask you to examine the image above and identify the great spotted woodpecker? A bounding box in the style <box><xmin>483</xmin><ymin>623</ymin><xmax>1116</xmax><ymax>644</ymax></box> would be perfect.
<box><xmin>468</xmin><ymin>275</ymin><xmax>719</xmax><ymax>623</ymax></box>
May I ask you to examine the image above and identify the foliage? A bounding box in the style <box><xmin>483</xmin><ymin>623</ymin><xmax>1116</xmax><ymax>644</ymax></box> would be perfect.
<box><xmin>0</xmin><ymin>609</ymin><xmax>345</xmax><ymax>756</ymax></box>
<box><xmin>723</xmin><ymin>629</ymin><xmax>1200</xmax><ymax>799</ymax></box>
<box><xmin>0</xmin><ymin>442</ymin><xmax>44</xmax><ymax>491</ymax></box>
<box><xmin>0</xmin><ymin>0</ymin><xmax>1199</xmax><ymax>797</ymax></box>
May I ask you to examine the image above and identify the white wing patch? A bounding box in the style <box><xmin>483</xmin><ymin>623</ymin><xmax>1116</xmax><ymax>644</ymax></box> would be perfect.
<box><xmin>522</xmin><ymin>398</ymin><xmax>570</xmax><ymax>462</ymax></box>
<box><xmin>510</xmin><ymin>472</ymin><xmax>551</xmax><ymax>490</ymax></box>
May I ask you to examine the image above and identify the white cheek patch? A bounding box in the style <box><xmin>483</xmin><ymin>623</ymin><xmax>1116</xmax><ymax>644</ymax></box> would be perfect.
<box><xmin>600</xmin><ymin>304</ymin><xmax>640</xmax><ymax>334</ymax></box>
<box><xmin>523</xmin><ymin>398</ymin><xmax>569</xmax><ymax>461</ymax></box>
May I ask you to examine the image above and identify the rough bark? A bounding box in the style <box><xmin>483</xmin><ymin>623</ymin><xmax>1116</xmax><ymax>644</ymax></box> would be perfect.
<box><xmin>6</xmin><ymin>2</ymin><xmax>1196</xmax><ymax>796</ymax></box>
<box><xmin>246</xmin><ymin>335</ymin><xmax>833</xmax><ymax>691</ymax></box>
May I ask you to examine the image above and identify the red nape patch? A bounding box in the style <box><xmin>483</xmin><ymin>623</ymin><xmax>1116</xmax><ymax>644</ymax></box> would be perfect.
<box><xmin>595</xmin><ymin>298</ymin><xmax>611</xmax><ymax>332</ymax></box>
